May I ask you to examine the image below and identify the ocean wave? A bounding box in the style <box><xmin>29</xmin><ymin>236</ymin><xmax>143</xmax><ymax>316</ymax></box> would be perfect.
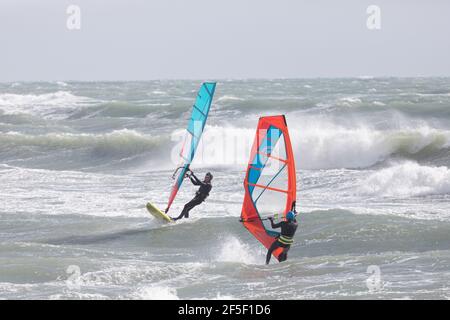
<box><xmin>67</xmin><ymin>100</ymin><xmax>192</xmax><ymax>120</ymax></box>
<box><xmin>215</xmin><ymin>235</ymin><xmax>261</xmax><ymax>264</ymax></box>
<box><xmin>0</xmin><ymin>91</ymin><xmax>79</xmax><ymax>107</ymax></box>
<box><xmin>310</xmin><ymin>93</ymin><xmax>450</xmax><ymax>116</ymax></box>
<box><xmin>192</xmin><ymin>122</ymin><xmax>450</xmax><ymax>170</ymax></box>
<box><xmin>0</xmin><ymin>91</ymin><xmax>97</xmax><ymax>120</ymax></box>
<box><xmin>337</xmin><ymin>96</ymin><xmax>363</xmax><ymax>107</ymax></box>
<box><xmin>2</xmin><ymin>121</ymin><xmax>449</xmax><ymax>171</ymax></box>
<box><xmin>151</xmin><ymin>90</ymin><xmax>167</xmax><ymax>95</ymax></box>
<box><xmin>213</xmin><ymin>96</ymin><xmax>314</xmax><ymax>113</ymax></box>
<box><xmin>292</xmin><ymin>120</ymin><xmax>450</xmax><ymax>169</ymax></box>
<box><xmin>216</xmin><ymin>95</ymin><xmax>245</xmax><ymax>102</ymax></box>
<box><xmin>55</xmin><ymin>81</ymin><xmax>69</xmax><ymax>87</ymax></box>
<box><xmin>360</xmin><ymin>161</ymin><xmax>450</xmax><ymax>197</ymax></box>
<box><xmin>129</xmin><ymin>286</ymin><xmax>179</xmax><ymax>300</ymax></box>
<box><xmin>68</xmin><ymin>101</ymin><xmax>163</xmax><ymax>119</ymax></box>
<box><xmin>0</xmin><ymin>129</ymin><xmax>167</xmax><ymax>157</ymax></box>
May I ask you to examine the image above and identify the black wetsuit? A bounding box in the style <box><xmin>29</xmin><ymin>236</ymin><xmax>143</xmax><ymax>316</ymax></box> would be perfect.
<box><xmin>172</xmin><ymin>173</ymin><xmax>212</xmax><ymax>221</ymax></box>
<box><xmin>266</xmin><ymin>219</ymin><xmax>298</xmax><ymax>264</ymax></box>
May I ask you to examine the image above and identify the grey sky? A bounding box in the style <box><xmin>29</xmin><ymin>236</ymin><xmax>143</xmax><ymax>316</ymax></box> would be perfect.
<box><xmin>1</xmin><ymin>0</ymin><xmax>449</xmax><ymax>81</ymax></box>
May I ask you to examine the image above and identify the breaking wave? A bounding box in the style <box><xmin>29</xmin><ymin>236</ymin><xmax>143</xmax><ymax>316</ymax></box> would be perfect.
<box><xmin>190</xmin><ymin>123</ymin><xmax>450</xmax><ymax>170</ymax></box>
<box><xmin>0</xmin><ymin>129</ymin><xmax>167</xmax><ymax>158</ymax></box>
<box><xmin>360</xmin><ymin>161</ymin><xmax>450</xmax><ymax>197</ymax></box>
<box><xmin>0</xmin><ymin>91</ymin><xmax>97</xmax><ymax>119</ymax></box>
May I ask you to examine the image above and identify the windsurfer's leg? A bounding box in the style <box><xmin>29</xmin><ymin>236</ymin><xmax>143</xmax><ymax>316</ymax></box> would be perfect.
<box><xmin>184</xmin><ymin>197</ymin><xmax>204</xmax><ymax>218</ymax></box>
<box><xmin>172</xmin><ymin>208</ymin><xmax>187</xmax><ymax>221</ymax></box>
<box><xmin>278</xmin><ymin>245</ymin><xmax>290</xmax><ymax>263</ymax></box>
<box><xmin>266</xmin><ymin>241</ymin><xmax>280</xmax><ymax>265</ymax></box>
<box><xmin>172</xmin><ymin>197</ymin><xmax>202</xmax><ymax>220</ymax></box>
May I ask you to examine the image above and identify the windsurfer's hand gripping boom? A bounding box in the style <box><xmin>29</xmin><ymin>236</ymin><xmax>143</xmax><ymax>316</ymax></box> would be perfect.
<box><xmin>240</xmin><ymin>216</ymin><xmax>272</xmax><ymax>223</ymax></box>
<box><xmin>241</xmin><ymin>202</ymin><xmax>297</xmax><ymax>222</ymax></box>
<box><xmin>184</xmin><ymin>169</ymin><xmax>193</xmax><ymax>179</ymax></box>
<box><xmin>171</xmin><ymin>166</ymin><xmax>193</xmax><ymax>179</ymax></box>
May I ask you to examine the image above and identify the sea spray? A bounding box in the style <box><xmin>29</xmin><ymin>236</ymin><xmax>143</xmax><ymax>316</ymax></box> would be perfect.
<box><xmin>361</xmin><ymin>161</ymin><xmax>450</xmax><ymax>197</ymax></box>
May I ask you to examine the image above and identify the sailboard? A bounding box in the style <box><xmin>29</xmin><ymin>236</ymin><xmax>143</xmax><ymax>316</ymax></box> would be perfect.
<box><xmin>240</xmin><ymin>115</ymin><xmax>297</xmax><ymax>260</ymax></box>
<box><xmin>146</xmin><ymin>202</ymin><xmax>172</xmax><ymax>222</ymax></box>
<box><xmin>146</xmin><ymin>82</ymin><xmax>216</xmax><ymax>222</ymax></box>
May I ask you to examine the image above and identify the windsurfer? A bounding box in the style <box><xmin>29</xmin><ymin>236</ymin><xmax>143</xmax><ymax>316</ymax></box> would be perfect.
<box><xmin>171</xmin><ymin>171</ymin><xmax>213</xmax><ymax>221</ymax></box>
<box><xmin>266</xmin><ymin>211</ymin><xmax>298</xmax><ymax>264</ymax></box>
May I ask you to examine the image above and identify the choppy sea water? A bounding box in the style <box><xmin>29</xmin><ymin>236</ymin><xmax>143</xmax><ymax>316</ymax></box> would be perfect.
<box><xmin>1</xmin><ymin>78</ymin><xmax>450</xmax><ymax>299</ymax></box>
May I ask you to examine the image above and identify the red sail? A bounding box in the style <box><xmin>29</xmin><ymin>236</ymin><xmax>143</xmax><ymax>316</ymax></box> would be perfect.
<box><xmin>240</xmin><ymin>115</ymin><xmax>297</xmax><ymax>261</ymax></box>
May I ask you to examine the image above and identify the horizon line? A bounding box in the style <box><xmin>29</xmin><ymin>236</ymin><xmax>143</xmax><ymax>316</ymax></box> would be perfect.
<box><xmin>2</xmin><ymin>75</ymin><xmax>450</xmax><ymax>84</ymax></box>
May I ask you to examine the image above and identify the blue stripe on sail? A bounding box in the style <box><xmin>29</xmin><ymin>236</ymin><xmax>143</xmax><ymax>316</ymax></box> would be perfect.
<box><xmin>247</xmin><ymin>126</ymin><xmax>282</xmax><ymax>196</ymax></box>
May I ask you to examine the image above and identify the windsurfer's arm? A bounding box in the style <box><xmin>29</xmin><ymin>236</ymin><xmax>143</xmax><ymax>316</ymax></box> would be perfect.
<box><xmin>189</xmin><ymin>173</ymin><xmax>202</xmax><ymax>185</ymax></box>
<box><xmin>268</xmin><ymin>217</ymin><xmax>282</xmax><ymax>229</ymax></box>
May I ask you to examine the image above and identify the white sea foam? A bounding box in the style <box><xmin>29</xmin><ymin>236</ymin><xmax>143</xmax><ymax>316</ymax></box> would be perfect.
<box><xmin>130</xmin><ymin>286</ymin><xmax>179</xmax><ymax>300</ymax></box>
<box><xmin>0</xmin><ymin>91</ymin><xmax>97</xmax><ymax>119</ymax></box>
<box><xmin>216</xmin><ymin>236</ymin><xmax>261</xmax><ymax>264</ymax></box>
<box><xmin>151</xmin><ymin>90</ymin><xmax>167</xmax><ymax>95</ymax></box>
<box><xmin>216</xmin><ymin>95</ymin><xmax>245</xmax><ymax>102</ymax></box>
<box><xmin>0</xmin><ymin>129</ymin><xmax>165</xmax><ymax>154</ymax></box>
<box><xmin>295</xmin><ymin>123</ymin><xmax>450</xmax><ymax>169</ymax></box>
<box><xmin>337</xmin><ymin>96</ymin><xmax>362</xmax><ymax>106</ymax></box>
<box><xmin>361</xmin><ymin>161</ymin><xmax>450</xmax><ymax>197</ymax></box>
<box><xmin>190</xmin><ymin>121</ymin><xmax>450</xmax><ymax>170</ymax></box>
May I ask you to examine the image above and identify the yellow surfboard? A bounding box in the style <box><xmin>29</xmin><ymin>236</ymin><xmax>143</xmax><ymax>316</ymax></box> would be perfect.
<box><xmin>146</xmin><ymin>202</ymin><xmax>173</xmax><ymax>223</ymax></box>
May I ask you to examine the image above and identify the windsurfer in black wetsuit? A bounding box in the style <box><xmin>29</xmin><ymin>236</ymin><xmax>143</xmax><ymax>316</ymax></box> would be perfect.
<box><xmin>171</xmin><ymin>171</ymin><xmax>213</xmax><ymax>221</ymax></box>
<box><xmin>266</xmin><ymin>211</ymin><xmax>298</xmax><ymax>264</ymax></box>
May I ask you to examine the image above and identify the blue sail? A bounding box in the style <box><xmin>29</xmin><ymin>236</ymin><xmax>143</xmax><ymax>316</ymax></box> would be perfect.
<box><xmin>166</xmin><ymin>82</ymin><xmax>216</xmax><ymax>212</ymax></box>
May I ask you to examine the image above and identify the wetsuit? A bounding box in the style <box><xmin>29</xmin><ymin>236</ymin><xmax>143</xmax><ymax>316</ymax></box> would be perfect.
<box><xmin>172</xmin><ymin>173</ymin><xmax>212</xmax><ymax>221</ymax></box>
<box><xmin>266</xmin><ymin>219</ymin><xmax>298</xmax><ymax>264</ymax></box>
